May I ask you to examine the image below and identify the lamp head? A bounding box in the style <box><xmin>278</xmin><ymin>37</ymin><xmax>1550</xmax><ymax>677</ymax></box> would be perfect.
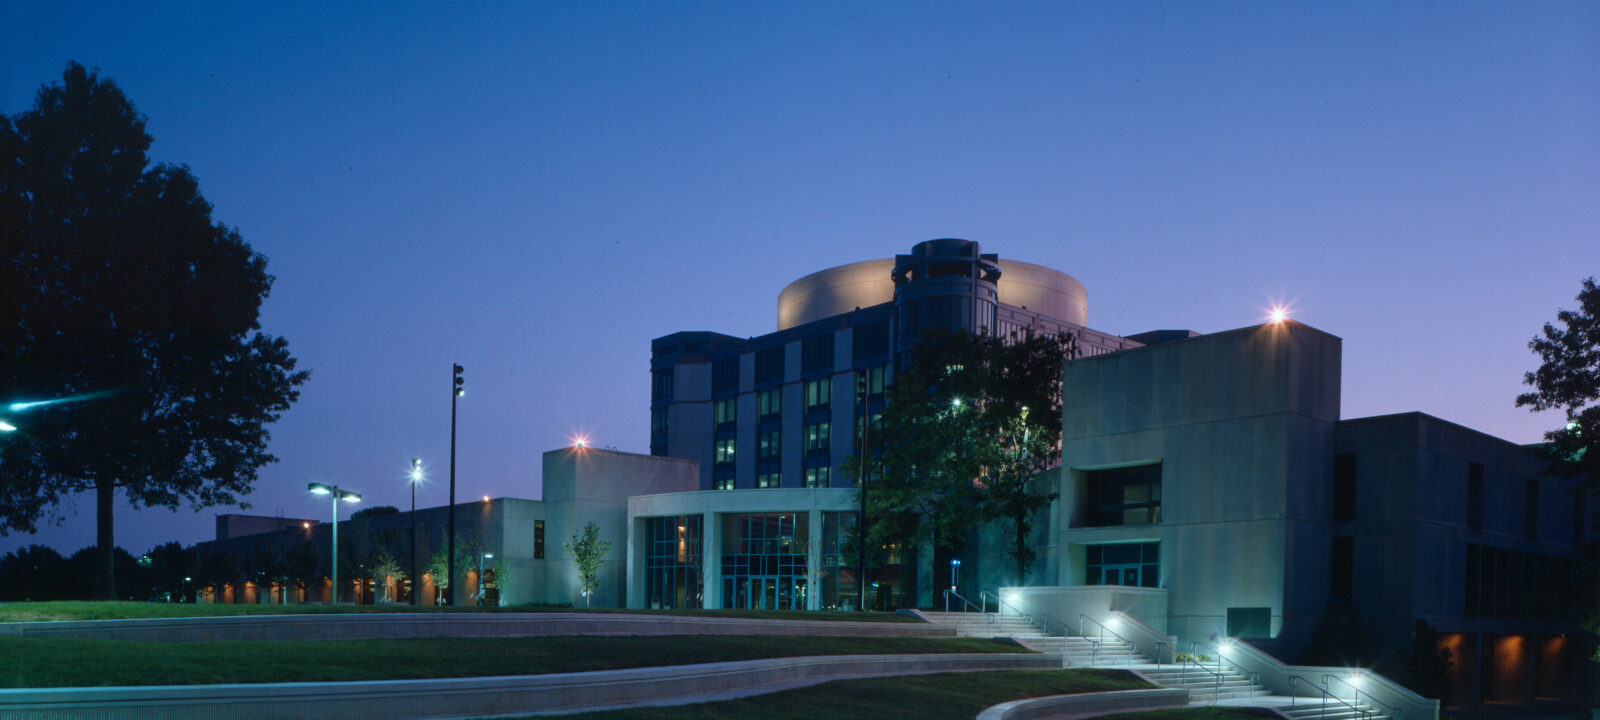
<box><xmin>308</xmin><ymin>482</ymin><xmax>332</xmax><ymax>495</ymax></box>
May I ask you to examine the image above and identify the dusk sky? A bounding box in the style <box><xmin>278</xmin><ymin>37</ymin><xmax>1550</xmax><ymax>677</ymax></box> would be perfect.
<box><xmin>2</xmin><ymin>2</ymin><xmax>1596</xmax><ymax>559</ymax></box>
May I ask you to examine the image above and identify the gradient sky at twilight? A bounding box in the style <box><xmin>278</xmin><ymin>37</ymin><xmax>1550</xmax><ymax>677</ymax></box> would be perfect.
<box><xmin>2</xmin><ymin>1</ymin><xmax>1596</xmax><ymax>559</ymax></box>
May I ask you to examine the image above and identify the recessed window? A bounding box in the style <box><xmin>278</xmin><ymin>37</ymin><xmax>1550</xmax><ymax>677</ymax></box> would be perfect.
<box><xmin>805</xmin><ymin>466</ymin><xmax>830</xmax><ymax>488</ymax></box>
<box><xmin>714</xmin><ymin>438</ymin><xmax>736</xmax><ymax>464</ymax></box>
<box><xmin>1083</xmin><ymin>463</ymin><xmax>1161</xmax><ymax>527</ymax></box>
<box><xmin>1084</xmin><ymin>542</ymin><xmax>1158</xmax><ymax>587</ymax></box>
<box><xmin>802</xmin><ymin>335</ymin><xmax>834</xmax><ymax>374</ymax></box>
<box><xmin>714</xmin><ymin>399</ymin><xmax>736</xmax><ymax>429</ymax></box>
<box><xmin>1467</xmin><ymin>462</ymin><xmax>1484</xmax><ymax>531</ymax></box>
<box><xmin>1332</xmin><ymin>454</ymin><xmax>1355</xmax><ymax>522</ymax></box>
<box><xmin>805</xmin><ymin>379</ymin><xmax>831</xmax><ymax>411</ymax></box>
<box><xmin>533</xmin><ymin>520</ymin><xmax>545</xmax><ymax>559</ymax></box>
<box><xmin>805</xmin><ymin>422</ymin><xmax>830</xmax><ymax>456</ymax></box>
<box><xmin>758</xmin><ymin>389</ymin><xmax>781</xmax><ymax>419</ymax></box>
<box><xmin>757</xmin><ymin>471</ymin><xmax>781</xmax><ymax>489</ymax></box>
<box><xmin>758</xmin><ymin>431</ymin><xmax>780</xmax><ymax>461</ymax></box>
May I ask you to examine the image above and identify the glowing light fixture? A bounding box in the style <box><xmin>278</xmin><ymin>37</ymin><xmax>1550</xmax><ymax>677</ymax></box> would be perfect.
<box><xmin>1269</xmin><ymin>307</ymin><xmax>1289</xmax><ymax>323</ymax></box>
<box><xmin>573</xmin><ymin>434</ymin><xmax>589</xmax><ymax>448</ymax></box>
<box><xmin>308</xmin><ymin>482</ymin><xmax>362</xmax><ymax>604</ymax></box>
<box><xmin>0</xmin><ymin>420</ymin><xmax>15</xmax><ymax>432</ymax></box>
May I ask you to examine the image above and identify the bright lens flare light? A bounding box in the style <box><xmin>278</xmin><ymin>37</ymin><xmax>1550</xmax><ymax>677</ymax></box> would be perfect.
<box><xmin>573</xmin><ymin>435</ymin><xmax>589</xmax><ymax>448</ymax></box>
<box><xmin>1269</xmin><ymin>306</ymin><xmax>1289</xmax><ymax>323</ymax></box>
<box><xmin>0</xmin><ymin>420</ymin><xmax>15</xmax><ymax>432</ymax></box>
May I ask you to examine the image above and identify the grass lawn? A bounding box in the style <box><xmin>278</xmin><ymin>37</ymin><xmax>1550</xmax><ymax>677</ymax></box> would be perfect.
<box><xmin>0</xmin><ymin>600</ymin><xmax>917</xmax><ymax>624</ymax></box>
<box><xmin>0</xmin><ymin>635</ymin><xmax>1027</xmax><ymax>688</ymax></box>
<box><xmin>561</xmin><ymin>668</ymin><xmax>1153</xmax><ymax>719</ymax></box>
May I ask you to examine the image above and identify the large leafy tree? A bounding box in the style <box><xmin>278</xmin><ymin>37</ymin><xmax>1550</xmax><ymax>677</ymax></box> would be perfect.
<box><xmin>0</xmin><ymin>63</ymin><xmax>308</xmax><ymax>598</ymax></box>
<box><xmin>1518</xmin><ymin>277</ymin><xmax>1600</xmax><ymax>639</ymax></box>
<box><xmin>1518</xmin><ymin>277</ymin><xmax>1600</xmax><ymax>489</ymax></box>
<box><xmin>848</xmin><ymin>328</ymin><xmax>1074</xmax><ymax>585</ymax></box>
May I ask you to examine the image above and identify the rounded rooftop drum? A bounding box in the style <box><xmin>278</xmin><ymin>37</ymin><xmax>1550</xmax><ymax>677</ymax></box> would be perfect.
<box><xmin>776</xmin><ymin>249</ymin><xmax>1087</xmax><ymax>331</ymax></box>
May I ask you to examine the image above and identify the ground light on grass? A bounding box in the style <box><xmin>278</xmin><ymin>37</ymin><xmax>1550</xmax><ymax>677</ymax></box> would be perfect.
<box><xmin>0</xmin><ymin>601</ymin><xmax>917</xmax><ymax>623</ymax></box>
<box><xmin>0</xmin><ymin>635</ymin><xmax>1027</xmax><ymax>688</ymax></box>
<box><xmin>558</xmin><ymin>669</ymin><xmax>1154</xmax><ymax>720</ymax></box>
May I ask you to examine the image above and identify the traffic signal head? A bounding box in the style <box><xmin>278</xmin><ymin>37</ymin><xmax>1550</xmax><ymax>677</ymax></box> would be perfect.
<box><xmin>453</xmin><ymin>364</ymin><xmax>465</xmax><ymax>397</ymax></box>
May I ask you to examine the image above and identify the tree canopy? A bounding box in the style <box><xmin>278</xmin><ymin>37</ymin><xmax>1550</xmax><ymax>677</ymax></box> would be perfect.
<box><xmin>0</xmin><ymin>62</ymin><xmax>308</xmax><ymax>598</ymax></box>
<box><xmin>564</xmin><ymin>521</ymin><xmax>611</xmax><ymax>607</ymax></box>
<box><xmin>1518</xmin><ymin>277</ymin><xmax>1600</xmax><ymax>490</ymax></box>
<box><xmin>847</xmin><ymin>328</ymin><xmax>1075</xmax><ymax>585</ymax></box>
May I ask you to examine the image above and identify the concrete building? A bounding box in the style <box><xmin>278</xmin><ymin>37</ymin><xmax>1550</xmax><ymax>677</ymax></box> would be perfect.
<box><xmin>1025</xmin><ymin>320</ymin><xmax>1587</xmax><ymax>706</ymax></box>
<box><xmin>191</xmin><ymin>239</ymin><xmax>1584</xmax><ymax>708</ymax></box>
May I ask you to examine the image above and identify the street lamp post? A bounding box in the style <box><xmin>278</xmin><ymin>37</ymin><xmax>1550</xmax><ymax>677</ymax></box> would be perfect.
<box><xmin>447</xmin><ymin>364</ymin><xmax>464</xmax><ymax>605</ymax></box>
<box><xmin>410</xmin><ymin>458</ymin><xmax>422</xmax><ymax>606</ymax></box>
<box><xmin>478</xmin><ymin>552</ymin><xmax>494</xmax><ymax>606</ymax></box>
<box><xmin>182</xmin><ymin>576</ymin><xmax>190</xmax><ymax>603</ymax></box>
<box><xmin>308</xmin><ymin>483</ymin><xmax>362</xmax><ymax>603</ymax></box>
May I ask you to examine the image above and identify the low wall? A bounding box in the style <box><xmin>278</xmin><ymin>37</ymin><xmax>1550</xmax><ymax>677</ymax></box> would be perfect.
<box><xmin>0</xmin><ymin>653</ymin><xmax>1061</xmax><ymax>720</ymax></box>
<box><xmin>0</xmin><ymin>612</ymin><xmax>955</xmax><ymax>642</ymax></box>
<box><xmin>999</xmin><ymin>586</ymin><xmax>1169</xmax><ymax>635</ymax></box>
<box><xmin>977</xmin><ymin>688</ymin><xmax>1190</xmax><ymax>720</ymax></box>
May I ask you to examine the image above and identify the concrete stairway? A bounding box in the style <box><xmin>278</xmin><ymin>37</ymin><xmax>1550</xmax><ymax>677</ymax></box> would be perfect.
<box><xmin>1140</xmin><ymin>664</ymin><xmax>1272</xmax><ymax>701</ymax></box>
<box><xmin>1278</xmin><ymin>698</ymin><xmax>1391</xmax><ymax>720</ymax></box>
<box><xmin>919</xmin><ymin>611</ymin><xmax>1144</xmax><ymax>666</ymax></box>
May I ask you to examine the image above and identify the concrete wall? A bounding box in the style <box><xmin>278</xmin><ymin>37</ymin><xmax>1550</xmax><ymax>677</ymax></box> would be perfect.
<box><xmin>542</xmin><ymin>447</ymin><xmax>699</xmax><ymax>607</ymax></box>
<box><xmin>1057</xmin><ymin>321</ymin><xmax>1342</xmax><ymax>653</ymax></box>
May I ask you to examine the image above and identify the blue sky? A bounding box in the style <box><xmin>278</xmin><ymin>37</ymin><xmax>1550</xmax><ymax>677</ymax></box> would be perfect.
<box><xmin>2</xmin><ymin>1</ymin><xmax>1596</xmax><ymax>558</ymax></box>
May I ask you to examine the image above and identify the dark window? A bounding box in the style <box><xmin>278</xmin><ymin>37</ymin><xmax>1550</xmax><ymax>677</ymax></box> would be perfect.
<box><xmin>645</xmin><ymin>515</ymin><xmax>702</xmax><ymax>609</ymax></box>
<box><xmin>804</xmin><ymin>466</ymin><xmax>830</xmax><ymax>488</ymax></box>
<box><xmin>756</xmin><ymin>471</ymin><xmax>781</xmax><ymax>489</ymax></box>
<box><xmin>1332</xmin><ymin>453</ymin><xmax>1356</xmax><ymax>522</ymax></box>
<box><xmin>1525</xmin><ymin>480</ymin><xmax>1539</xmax><ymax>540</ymax></box>
<box><xmin>1576</xmin><ymin>492</ymin><xmax>1588</xmax><ymax>545</ymax></box>
<box><xmin>534</xmin><ymin>520</ymin><xmax>545</xmax><ymax>559</ymax></box>
<box><xmin>652</xmin><ymin>369</ymin><xmax>674</xmax><ymax>402</ymax></box>
<box><xmin>805</xmin><ymin>421</ymin><xmax>830</xmax><ymax>456</ymax></box>
<box><xmin>802</xmin><ymin>335</ymin><xmax>834</xmax><ymax>374</ymax></box>
<box><xmin>1084</xmin><ymin>542</ymin><xmax>1159</xmax><ymax>587</ymax></box>
<box><xmin>713</xmin><ymin>399</ymin><xmax>736</xmax><ymax>430</ymax></box>
<box><xmin>1464</xmin><ymin>542</ymin><xmax>1481</xmax><ymax>617</ymax></box>
<box><xmin>755</xmin><ymin>347</ymin><xmax>784</xmax><ymax>384</ymax></box>
<box><xmin>1467</xmin><ymin>462</ymin><xmax>1484</xmax><ymax>531</ymax></box>
<box><xmin>758</xmin><ymin>389</ymin><xmax>781</xmax><ymax>419</ymax></box>
<box><xmin>758</xmin><ymin>431</ymin><xmax>780</xmax><ymax>461</ymax></box>
<box><xmin>852</xmin><ymin>321</ymin><xmax>889</xmax><ymax>360</ymax></box>
<box><xmin>804</xmin><ymin>378</ymin><xmax>831</xmax><ymax>411</ymax></box>
<box><xmin>1329</xmin><ymin>536</ymin><xmax>1353</xmax><ymax>612</ymax></box>
<box><xmin>712</xmin><ymin>358</ymin><xmax>740</xmax><ymax>394</ymax></box>
<box><xmin>1084</xmin><ymin>463</ymin><xmax>1162</xmax><ymax>527</ymax></box>
<box><xmin>651</xmin><ymin>408</ymin><xmax>668</xmax><ymax>437</ymax></box>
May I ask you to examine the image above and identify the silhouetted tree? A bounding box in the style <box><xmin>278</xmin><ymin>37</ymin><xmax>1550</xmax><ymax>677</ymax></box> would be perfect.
<box><xmin>0</xmin><ymin>545</ymin><xmax>69</xmax><ymax>601</ymax></box>
<box><xmin>141</xmin><ymin>541</ymin><xmax>191</xmax><ymax>601</ymax></box>
<box><xmin>1519</xmin><ymin>278</ymin><xmax>1600</xmax><ymax>637</ymax></box>
<box><xmin>350</xmin><ymin>505</ymin><xmax>400</xmax><ymax>519</ymax></box>
<box><xmin>283</xmin><ymin>541</ymin><xmax>322</xmax><ymax>603</ymax></box>
<box><xmin>0</xmin><ymin>62</ymin><xmax>308</xmax><ymax>599</ymax></box>
<box><xmin>844</xmin><ymin>329</ymin><xmax>1074</xmax><ymax>584</ymax></box>
<box><xmin>1396</xmin><ymin>620</ymin><xmax>1453</xmax><ymax>705</ymax></box>
<box><xmin>65</xmin><ymin>545</ymin><xmax>143</xmax><ymax>600</ymax></box>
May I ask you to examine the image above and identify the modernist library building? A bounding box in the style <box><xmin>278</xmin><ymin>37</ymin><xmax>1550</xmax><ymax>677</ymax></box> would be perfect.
<box><xmin>197</xmin><ymin>239</ymin><xmax>1587</xmax><ymax>707</ymax></box>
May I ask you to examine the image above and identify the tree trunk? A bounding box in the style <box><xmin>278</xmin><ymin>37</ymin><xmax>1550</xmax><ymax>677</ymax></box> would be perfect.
<box><xmin>96</xmin><ymin>477</ymin><xmax>117</xmax><ymax>599</ymax></box>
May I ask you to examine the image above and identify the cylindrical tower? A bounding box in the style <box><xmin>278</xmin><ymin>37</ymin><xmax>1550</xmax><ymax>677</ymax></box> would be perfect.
<box><xmin>890</xmin><ymin>239</ymin><xmax>1001</xmax><ymax>350</ymax></box>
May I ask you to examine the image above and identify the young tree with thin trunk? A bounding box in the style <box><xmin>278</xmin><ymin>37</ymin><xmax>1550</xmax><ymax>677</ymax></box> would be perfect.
<box><xmin>564</xmin><ymin>521</ymin><xmax>611</xmax><ymax>608</ymax></box>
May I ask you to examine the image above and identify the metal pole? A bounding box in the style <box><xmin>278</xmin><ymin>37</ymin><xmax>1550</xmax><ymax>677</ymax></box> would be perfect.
<box><xmin>411</xmin><ymin>459</ymin><xmax>419</xmax><ymax>606</ymax></box>
<box><xmin>447</xmin><ymin>369</ymin><xmax>459</xmax><ymax>607</ymax></box>
<box><xmin>857</xmin><ymin>371</ymin><xmax>870</xmax><ymax>612</ymax></box>
<box><xmin>330</xmin><ymin>488</ymin><xmax>339</xmax><ymax>604</ymax></box>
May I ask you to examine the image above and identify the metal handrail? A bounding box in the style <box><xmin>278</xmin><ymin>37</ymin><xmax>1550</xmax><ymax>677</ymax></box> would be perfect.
<box><xmin>980</xmin><ymin>590</ymin><xmax>1027</xmax><ymax>622</ymax></box>
<box><xmin>1154</xmin><ymin>639</ymin><xmax>1171</xmax><ymax>667</ymax></box>
<box><xmin>1078</xmin><ymin>613</ymin><xmax>1135</xmax><ymax>649</ymax></box>
<box><xmin>943</xmin><ymin>588</ymin><xmax>991</xmax><ymax>629</ymax></box>
<box><xmin>1038</xmin><ymin>613</ymin><xmax>1099</xmax><ymax>666</ymax></box>
<box><xmin>1191</xmin><ymin>640</ymin><xmax>1259</xmax><ymax>685</ymax></box>
<box><xmin>1325</xmin><ymin>673</ymin><xmax>1401</xmax><ymax>720</ymax></box>
<box><xmin>1178</xmin><ymin>655</ymin><xmax>1224</xmax><ymax>703</ymax></box>
<box><xmin>1290</xmin><ymin>675</ymin><xmax>1370</xmax><ymax>720</ymax></box>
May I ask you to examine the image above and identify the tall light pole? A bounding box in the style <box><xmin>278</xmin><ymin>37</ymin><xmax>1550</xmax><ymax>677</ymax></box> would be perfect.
<box><xmin>308</xmin><ymin>483</ymin><xmax>361</xmax><ymax>603</ymax></box>
<box><xmin>856</xmin><ymin>372</ymin><xmax>870</xmax><ymax>612</ymax></box>
<box><xmin>410</xmin><ymin>458</ymin><xmax>422</xmax><ymax>606</ymax></box>
<box><xmin>447</xmin><ymin>364</ymin><xmax>464</xmax><ymax>606</ymax></box>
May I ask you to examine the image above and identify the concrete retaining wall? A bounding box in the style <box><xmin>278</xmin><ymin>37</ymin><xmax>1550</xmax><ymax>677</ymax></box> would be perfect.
<box><xmin>0</xmin><ymin>612</ymin><xmax>955</xmax><ymax>642</ymax></box>
<box><xmin>977</xmin><ymin>688</ymin><xmax>1190</xmax><ymax>720</ymax></box>
<box><xmin>0</xmin><ymin>653</ymin><xmax>1060</xmax><ymax>720</ymax></box>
